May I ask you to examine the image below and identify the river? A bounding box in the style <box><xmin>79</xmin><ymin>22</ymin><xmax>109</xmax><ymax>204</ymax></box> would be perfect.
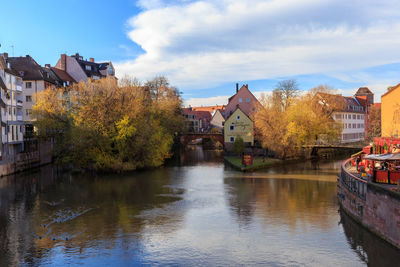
<box><xmin>0</xmin><ymin>146</ymin><xmax>399</xmax><ymax>266</ymax></box>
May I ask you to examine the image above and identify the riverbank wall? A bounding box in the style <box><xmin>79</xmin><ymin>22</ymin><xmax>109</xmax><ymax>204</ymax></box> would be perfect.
<box><xmin>0</xmin><ymin>141</ymin><xmax>52</xmax><ymax>176</ymax></box>
<box><xmin>338</xmin><ymin>160</ymin><xmax>400</xmax><ymax>249</ymax></box>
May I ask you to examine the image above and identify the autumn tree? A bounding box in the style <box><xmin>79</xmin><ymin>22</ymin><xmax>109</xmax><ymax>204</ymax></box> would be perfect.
<box><xmin>254</xmin><ymin>85</ymin><xmax>341</xmax><ymax>159</ymax></box>
<box><xmin>33</xmin><ymin>77</ymin><xmax>184</xmax><ymax>172</ymax></box>
<box><xmin>368</xmin><ymin>105</ymin><xmax>381</xmax><ymax>140</ymax></box>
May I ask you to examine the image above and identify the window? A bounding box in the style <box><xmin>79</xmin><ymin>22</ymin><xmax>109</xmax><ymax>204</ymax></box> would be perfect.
<box><xmin>26</xmin><ymin>109</ymin><xmax>32</xmax><ymax>116</ymax></box>
<box><xmin>20</xmin><ymin>125</ymin><xmax>22</xmax><ymax>132</ymax></box>
<box><xmin>85</xmin><ymin>65</ymin><xmax>92</xmax><ymax>71</ymax></box>
<box><xmin>26</xmin><ymin>95</ymin><xmax>32</xmax><ymax>102</ymax></box>
<box><xmin>239</xmin><ymin>98</ymin><xmax>243</xmax><ymax>103</ymax></box>
<box><xmin>246</xmin><ymin>98</ymin><xmax>250</xmax><ymax>102</ymax></box>
<box><xmin>230</xmin><ymin>125</ymin><xmax>235</xmax><ymax>131</ymax></box>
<box><xmin>26</xmin><ymin>82</ymin><xmax>32</xmax><ymax>88</ymax></box>
<box><xmin>353</xmin><ymin>115</ymin><xmax>356</xmax><ymax>119</ymax></box>
<box><xmin>11</xmin><ymin>126</ymin><xmax>14</xmax><ymax>141</ymax></box>
<box><xmin>12</xmin><ymin>92</ymin><xmax>15</xmax><ymax>100</ymax></box>
<box><xmin>230</xmin><ymin>136</ymin><xmax>235</xmax><ymax>142</ymax></box>
<box><xmin>8</xmin><ymin>107</ymin><xmax>11</xmax><ymax>115</ymax></box>
<box><xmin>13</xmin><ymin>108</ymin><xmax>15</xmax><ymax>115</ymax></box>
<box><xmin>237</xmin><ymin>115</ymin><xmax>240</xmax><ymax>120</ymax></box>
<box><xmin>108</xmin><ymin>65</ymin><xmax>114</xmax><ymax>75</ymax></box>
<box><xmin>357</xmin><ymin>115</ymin><xmax>360</xmax><ymax>120</ymax></box>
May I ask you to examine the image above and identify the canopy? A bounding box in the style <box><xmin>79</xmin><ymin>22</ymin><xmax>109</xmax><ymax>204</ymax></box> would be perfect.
<box><xmin>364</xmin><ymin>153</ymin><xmax>400</xmax><ymax>161</ymax></box>
<box><xmin>351</xmin><ymin>150</ymin><xmax>363</xmax><ymax>158</ymax></box>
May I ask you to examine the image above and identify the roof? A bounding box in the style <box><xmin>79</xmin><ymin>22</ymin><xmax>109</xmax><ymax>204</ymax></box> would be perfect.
<box><xmin>225</xmin><ymin>106</ymin><xmax>252</xmax><ymax>122</ymax></box>
<box><xmin>316</xmin><ymin>93</ymin><xmax>364</xmax><ymax>113</ymax></box>
<box><xmin>72</xmin><ymin>54</ymin><xmax>110</xmax><ymax>78</ymax></box>
<box><xmin>382</xmin><ymin>83</ymin><xmax>400</xmax><ymax>98</ymax></box>
<box><xmin>50</xmin><ymin>67</ymin><xmax>77</xmax><ymax>84</ymax></box>
<box><xmin>0</xmin><ymin>77</ymin><xmax>6</xmax><ymax>90</ymax></box>
<box><xmin>7</xmin><ymin>56</ymin><xmax>57</xmax><ymax>84</ymax></box>
<box><xmin>191</xmin><ymin>105</ymin><xmax>225</xmax><ymax>113</ymax></box>
<box><xmin>355</xmin><ymin>87</ymin><xmax>373</xmax><ymax>95</ymax></box>
<box><xmin>373</xmin><ymin>103</ymin><xmax>381</xmax><ymax>109</ymax></box>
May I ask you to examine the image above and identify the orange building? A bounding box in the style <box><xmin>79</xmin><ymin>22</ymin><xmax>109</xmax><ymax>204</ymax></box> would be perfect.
<box><xmin>381</xmin><ymin>84</ymin><xmax>400</xmax><ymax>137</ymax></box>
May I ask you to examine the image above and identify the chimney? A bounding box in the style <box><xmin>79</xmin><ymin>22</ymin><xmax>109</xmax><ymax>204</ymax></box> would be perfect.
<box><xmin>3</xmin><ymin>53</ymin><xmax>8</xmax><ymax>59</ymax></box>
<box><xmin>236</xmin><ymin>83</ymin><xmax>239</xmax><ymax>93</ymax></box>
<box><xmin>246</xmin><ymin>84</ymin><xmax>248</xmax><ymax>88</ymax></box>
<box><xmin>89</xmin><ymin>57</ymin><xmax>94</xmax><ymax>62</ymax></box>
<box><xmin>75</xmin><ymin>52</ymin><xmax>80</xmax><ymax>57</ymax></box>
<box><xmin>60</xmin><ymin>54</ymin><xmax>67</xmax><ymax>71</ymax></box>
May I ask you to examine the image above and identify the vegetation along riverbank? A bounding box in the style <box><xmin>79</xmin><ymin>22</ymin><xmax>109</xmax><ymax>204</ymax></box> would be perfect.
<box><xmin>33</xmin><ymin>76</ymin><xmax>184</xmax><ymax>172</ymax></box>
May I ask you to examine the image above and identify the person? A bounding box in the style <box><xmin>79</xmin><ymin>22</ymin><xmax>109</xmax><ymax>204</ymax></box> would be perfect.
<box><xmin>356</xmin><ymin>156</ymin><xmax>361</xmax><ymax>171</ymax></box>
<box><xmin>382</xmin><ymin>161</ymin><xmax>388</xmax><ymax>170</ymax></box>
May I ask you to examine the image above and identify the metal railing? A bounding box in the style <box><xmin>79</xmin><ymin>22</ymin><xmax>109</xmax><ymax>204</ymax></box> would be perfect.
<box><xmin>340</xmin><ymin>158</ymin><xmax>367</xmax><ymax>200</ymax></box>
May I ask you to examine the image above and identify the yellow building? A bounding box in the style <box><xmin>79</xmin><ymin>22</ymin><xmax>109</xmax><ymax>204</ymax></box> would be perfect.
<box><xmin>381</xmin><ymin>85</ymin><xmax>400</xmax><ymax>137</ymax></box>
<box><xmin>224</xmin><ymin>108</ymin><xmax>254</xmax><ymax>145</ymax></box>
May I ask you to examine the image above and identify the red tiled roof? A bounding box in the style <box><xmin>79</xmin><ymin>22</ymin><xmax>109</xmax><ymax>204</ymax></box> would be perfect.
<box><xmin>51</xmin><ymin>67</ymin><xmax>77</xmax><ymax>84</ymax></box>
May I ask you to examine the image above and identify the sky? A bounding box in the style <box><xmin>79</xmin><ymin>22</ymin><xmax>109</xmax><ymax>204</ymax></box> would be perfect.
<box><xmin>1</xmin><ymin>0</ymin><xmax>400</xmax><ymax>106</ymax></box>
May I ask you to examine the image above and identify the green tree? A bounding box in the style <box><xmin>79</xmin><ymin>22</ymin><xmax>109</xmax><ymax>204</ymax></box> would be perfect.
<box><xmin>233</xmin><ymin>136</ymin><xmax>245</xmax><ymax>156</ymax></box>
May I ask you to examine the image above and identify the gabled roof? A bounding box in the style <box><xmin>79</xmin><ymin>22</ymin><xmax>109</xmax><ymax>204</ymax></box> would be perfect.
<box><xmin>7</xmin><ymin>56</ymin><xmax>57</xmax><ymax>84</ymax></box>
<box><xmin>50</xmin><ymin>67</ymin><xmax>77</xmax><ymax>84</ymax></box>
<box><xmin>316</xmin><ymin>92</ymin><xmax>364</xmax><ymax>113</ymax></box>
<box><xmin>355</xmin><ymin>87</ymin><xmax>373</xmax><ymax>95</ymax></box>
<box><xmin>225</xmin><ymin>106</ymin><xmax>252</xmax><ymax>122</ymax></box>
<box><xmin>210</xmin><ymin>109</ymin><xmax>225</xmax><ymax>121</ymax></box>
<box><xmin>192</xmin><ymin>105</ymin><xmax>226</xmax><ymax>112</ymax></box>
<box><xmin>71</xmin><ymin>54</ymin><xmax>111</xmax><ymax>78</ymax></box>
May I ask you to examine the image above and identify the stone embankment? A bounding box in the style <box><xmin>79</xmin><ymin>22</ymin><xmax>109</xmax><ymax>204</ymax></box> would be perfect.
<box><xmin>338</xmin><ymin>158</ymin><xmax>400</xmax><ymax>249</ymax></box>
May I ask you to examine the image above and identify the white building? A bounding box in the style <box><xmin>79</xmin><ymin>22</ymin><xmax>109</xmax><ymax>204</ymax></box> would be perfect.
<box><xmin>317</xmin><ymin>93</ymin><xmax>366</xmax><ymax>143</ymax></box>
<box><xmin>0</xmin><ymin>53</ymin><xmax>24</xmax><ymax>159</ymax></box>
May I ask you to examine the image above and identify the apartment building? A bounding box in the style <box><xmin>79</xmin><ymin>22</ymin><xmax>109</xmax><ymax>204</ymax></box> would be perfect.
<box><xmin>6</xmin><ymin>55</ymin><xmax>59</xmax><ymax>134</ymax></box>
<box><xmin>54</xmin><ymin>53</ymin><xmax>115</xmax><ymax>82</ymax></box>
<box><xmin>0</xmin><ymin>54</ymin><xmax>24</xmax><ymax>159</ymax></box>
<box><xmin>317</xmin><ymin>93</ymin><xmax>366</xmax><ymax>143</ymax></box>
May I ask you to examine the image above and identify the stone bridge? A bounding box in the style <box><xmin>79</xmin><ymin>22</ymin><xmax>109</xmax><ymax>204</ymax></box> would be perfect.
<box><xmin>180</xmin><ymin>133</ymin><xmax>224</xmax><ymax>145</ymax></box>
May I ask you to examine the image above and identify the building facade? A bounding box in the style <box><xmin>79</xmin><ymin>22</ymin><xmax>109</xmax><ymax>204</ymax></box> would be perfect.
<box><xmin>210</xmin><ymin>109</ymin><xmax>225</xmax><ymax>130</ymax></box>
<box><xmin>224</xmin><ymin>108</ymin><xmax>254</xmax><ymax>146</ymax></box>
<box><xmin>182</xmin><ymin>108</ymin><xmax>212</xmax><ymax>132</ymax></box>
<box><xmin>6</xmin><ymin>55</ymin><xmax>60</xmax><ymax>135</ymax></box>
<box><xmin>317</xmin><ymin>92</ymin><xmax>366</xmax><ymax>143</ymax></box>
<box><xmin>0</xmin><ymin>54</ymin><xmax>24</xmax><ymax>160</ymax></box>
<box><xmin>381</xmin><ymin>84</ymin><xmax>400</xmax><ymax>138</ymax></box>
<box><xmin>224</xmin><ymin>84</ymin><xmax>260</xmax><ymax>119</ymax></box>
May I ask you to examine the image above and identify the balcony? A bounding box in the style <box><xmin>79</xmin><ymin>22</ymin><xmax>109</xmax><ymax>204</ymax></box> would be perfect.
<box><xmin>17</xmin><ymin>115</ymin><xmax>23</xmax><ymax>121</ymax></box>
<box><xmin>16</xmin><ymin>84</ymin><xmax>23</xmax><ymax>92</ymax></box>
<box><xmin>17</xmin><ymin>100</ymin><xmax>23</xmax><ymax>107</ymax></box>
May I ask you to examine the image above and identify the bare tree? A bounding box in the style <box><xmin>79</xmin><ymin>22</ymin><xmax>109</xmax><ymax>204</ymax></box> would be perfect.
<box><xmin>273</xmin><ymin>79</ymin><xmax>299</xmax><ymax>111</ymax></box>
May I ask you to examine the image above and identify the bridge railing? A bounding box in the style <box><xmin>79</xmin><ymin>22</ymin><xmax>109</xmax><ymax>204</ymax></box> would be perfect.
<box><xmin>340</xmin><ymin>158</ymin><xmax>367</xmax><ymax>200</ymax></box>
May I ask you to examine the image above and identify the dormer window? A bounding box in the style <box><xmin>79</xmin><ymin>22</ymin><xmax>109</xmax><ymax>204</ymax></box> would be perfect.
<box><xmin>85</xmin><ymin>65</ymin><xmax>91</xmax><ymax>71</ymax></box>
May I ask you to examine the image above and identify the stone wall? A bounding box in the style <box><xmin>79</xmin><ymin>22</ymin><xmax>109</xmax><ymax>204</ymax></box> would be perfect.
<box><xmin>338</xmin><ymin>179</ymin><xmax>400</xmax><ymax>249</ymax></box>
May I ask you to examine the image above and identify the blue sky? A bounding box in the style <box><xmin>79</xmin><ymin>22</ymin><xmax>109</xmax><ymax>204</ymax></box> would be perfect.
<box><xmin>2</xmin><ymin>0</ymin><xmax>400</xmax><ymax>106</ymax></box>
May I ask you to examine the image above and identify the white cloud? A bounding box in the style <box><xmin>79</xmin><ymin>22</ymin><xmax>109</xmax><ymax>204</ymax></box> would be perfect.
<box><xmin>184</xmin><ymin>90</ymin><xmax>272</xmax><ymax>107</ymax></box>
<box><xmin>116</xmin><ymin>0</ymin><xmax>400</xmax><ymax>91</ymax></box>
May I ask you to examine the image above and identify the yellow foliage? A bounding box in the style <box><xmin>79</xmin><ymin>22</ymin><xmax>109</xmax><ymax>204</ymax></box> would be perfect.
<box><xmin>33</xmin><ymin>77</ymin><xmax>184</xmax><ymax>172</ymax></box>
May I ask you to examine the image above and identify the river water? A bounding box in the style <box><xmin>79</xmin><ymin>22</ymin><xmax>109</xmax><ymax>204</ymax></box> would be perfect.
<box><xmin>1</xmin><ymin>146</ymin><xmax>400</xmax><ymax>266</ymax></box>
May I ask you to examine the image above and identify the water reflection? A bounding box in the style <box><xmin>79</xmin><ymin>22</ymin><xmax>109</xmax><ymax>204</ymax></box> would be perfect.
<box><xmin>340</xmin><ymin>209</ymin><xmax>400</xmax><ymax>266</ymax></box>
<box><xmin>0</xmin><ymin>148</ymin><xmax>399</xmax><ymax>266</ymax></box>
